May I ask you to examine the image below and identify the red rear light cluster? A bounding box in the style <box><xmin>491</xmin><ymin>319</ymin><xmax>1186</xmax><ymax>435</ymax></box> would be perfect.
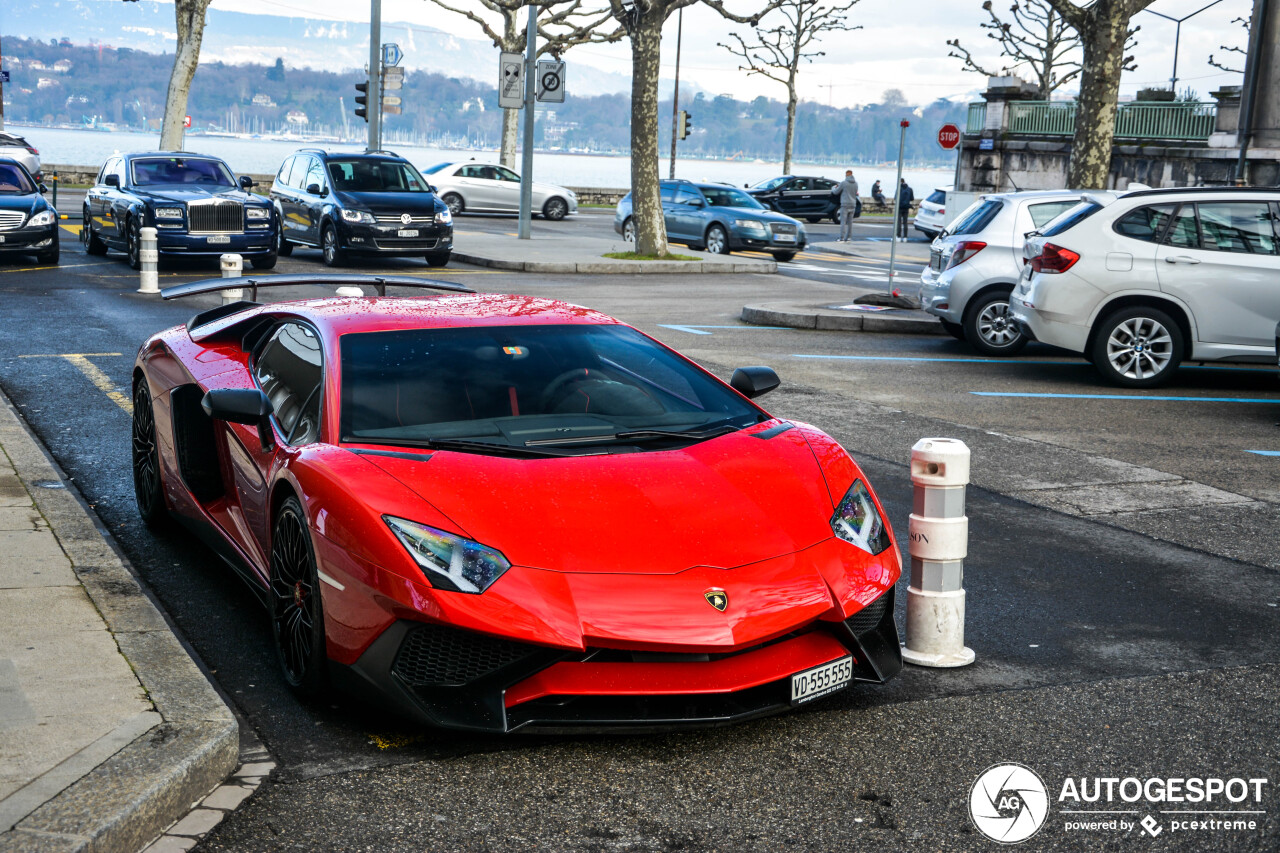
<box><xmin>946</xmin><ymin>241</ymin><xmax>986</xmax><ymax>269</ymax></box>
<box><xmin>1028</xmin><ymin>242</ymin><xmax>1080</xmax><ymax>274</ymax></box>
<box><xmin>25</xmin><ymin>146</ymin><xmax>39</xmax><ymax>156</ymax></box>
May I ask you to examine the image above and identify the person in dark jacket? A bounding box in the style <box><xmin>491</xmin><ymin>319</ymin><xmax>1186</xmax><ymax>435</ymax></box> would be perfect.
<box><xmin>871</xmin><ymin>180</ymin><xmax>886</xmax><ymax>211</ymax></box>
<box><xmin>896</xmin><ymin>179</ymin><xmax>914</xmax><ymax>241</ymax></box>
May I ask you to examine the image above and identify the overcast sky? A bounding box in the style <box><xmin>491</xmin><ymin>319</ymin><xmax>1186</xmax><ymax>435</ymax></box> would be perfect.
<box><xmin>209</xmin><ymin>0</ymin><xmax>1255</xmax><ymax>107</ymax></box>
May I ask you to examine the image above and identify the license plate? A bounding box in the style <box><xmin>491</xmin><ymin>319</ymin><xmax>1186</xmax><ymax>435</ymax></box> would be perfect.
<box><xmin>206</xmin><ymin>235</ymin><xmax>231</xmax><ymax>244</ymax></box>
<box><xmin>774</xmin><ymin>233</ymin><xmax>796</xmax><ymax>243</ymax></box>
<box><xmin>397</xmin><ymin>229</ymin><xmax>418</xmax><ymax>237</ymax></box>
<box><xmin>790</xmin><ymin>656</ymin><xmax>853</xmax><ymax>705</ymax></box>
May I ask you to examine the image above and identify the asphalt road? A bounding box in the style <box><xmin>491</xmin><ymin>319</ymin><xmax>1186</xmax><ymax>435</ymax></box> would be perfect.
<box><xmin>0</xmin><ymin>220</ymin><xmax>1276</xmax><ymax>851</ymax></box>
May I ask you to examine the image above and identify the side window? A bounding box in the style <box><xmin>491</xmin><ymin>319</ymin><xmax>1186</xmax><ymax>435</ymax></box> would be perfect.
<box><xmin>254</xmin><ymin>323</ymin><xmax>324</xmax><ymax>445</ymax></box>
<box><xmin>97</xmin><ymin>159</ymin><xmax>113</xmax><ymax>185</ymax></box>
<box><xmin>816</xmin><ymin>179</ymin><xmax>836</xmax><ymax>191</ymax></box>
<box><xmin>926</xmin><ymin>190</ymin><xmax>947</xmax><ymax>205</ymax></box>
<box><xmin>1163</xmin><ymin>205</ymin><xmax>1201</xmax><ymax>250</ymax></box>
<box><xmin>495</xmin><ymin>166</ymin><xmax>520</xmax><ymax>182</ymax></box>
<box><xmin>459</xmin><ymin>165</ymin><xmax>479</xmax><ymax>178</ymax></box>
<box><xmin>289</xmin><ymin>157</ymin><xmax>310</xmax><ymax>189</ymax></box>
<box><xmin>659</xmin><ymin>184</ymin><xmax>676</xmax><ymax>203</ymax></box>
<box><xmin>1196</xmin><ymin>202</ymin><xmax>1277</xmax><ymax>255</ymax></box>
<box><xmin>1028</xmin><ymin>201</ymin><xmax>1079</xmax><ymax>229</ymax></box>
<box><xmin>791</xmin><ymin>178</ymin><xmax>811</xmax><ymax>192</ymax></box>
<box><xmin>114</xmin><ymin>158</ymin><xmax>128</xmax><ymax>186</ymax></box>
<box><xmin>277</xmin><ymin>156</ymin><xmax>296</xmax><ymax>187</ymax></box>
<box><xmin>1113</xmin><ymin>204</ymin><xmax>1175</xmax><ymax>242</ymax></box>
<box><xmin>304</xmin><ymin>158</ymin><xmax>326</xmax><ymax>193</ymax></box>
<box><xmin>674</xmin><ymin>188</ymin><xmax>701</xmax><ymax>206</ymax></box>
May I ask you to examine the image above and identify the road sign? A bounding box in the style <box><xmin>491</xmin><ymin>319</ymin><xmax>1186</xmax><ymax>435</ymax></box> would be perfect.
<box><xmin>499</xmin><ymin>52</ymin><xmax>524</xmax><ymax>109</ymax></box>
<box><xmin>382</xmin><ymin>66</ymin><xmax>404</xmax><ymax>91</ymax></box>
<box><xmin>183</xmin><ymin>115</ymin><xmax>192</xmax><ymax>128</ymax></box>
<box><xmin>381</xmin><ymin>96</ymin><xmax>402</xmax><ymax>106</ymax></box>
<box><xmin>382</xmin><ymin>43</ymin><xmax>403</xmax><ymax>67</ymax></box>
<box><xmin>535</xmin><ymin>60</ymin><xmax>565</xmax><ymax>103</ymax></box>
<box><xmin>937</xmin><ymin>123</ymin><xmax>961</xmax><ymax>150</ymax></box>
<box><xmin>979</xmin><ymin>137</ymin><xmax>994</xmax><ymax>150</ymax></box>
<box><xmin>382</xmin><ymin>105</ymin><xmax>402</xmax><ymax>116</ymax></box>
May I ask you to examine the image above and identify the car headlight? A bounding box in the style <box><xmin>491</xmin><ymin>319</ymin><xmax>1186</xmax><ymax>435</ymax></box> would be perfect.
<box><xmin>29</xmin><ymin>210</ymin><xmax>56</xmax><ymax>226</ymax></box>
<box><xmin>384</xmin><ymin>516</ymin><xmax>511</xmax><ymax>593</ymax></box>
<box><xmin>567</xmin><ymin>190</ymin><xmax>577</xmax><ymax>199</ymax></box>
<box><xmin>246</xmin><ymin>207</ymin><xmax>270</xmax><ymax>220</ymax></box>
<box><xmin>153</xmin><ymin>207</ymin><xmax>183</xmax><ymax>220</ymax></box>
<box><xmin>734</xmin><ymin>219</ymin><xmax>768</xmax><ymax>231</ymax></box>
<box><xmin>830</xmin><ymin>480</ymin><xmax>891</xmax><ymax>556</ymax></box>
<box><xmin>434</xmin><ymin>208</ymin><xmax>452</xmax><ymax>225</ymax></box>
<box><xmin>341</xmin><ymin>209</ymin><xmax>376</xmax><ymax>224</ymax></box>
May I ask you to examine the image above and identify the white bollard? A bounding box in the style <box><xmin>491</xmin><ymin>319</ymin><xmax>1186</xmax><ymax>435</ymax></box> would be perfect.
<box><xmin>220</xmin><ymin>253</ymin><xmax>244</xmax><ymax>306</ymax></box>
<box><xmin>902</xmin><ymin>437</ymin><xmax>975</xmax><ymax>668</ymax></box>
<box><xmin>137</xmin><ymin>227</ymin><xmax>160</xmax><ymax>295</ymax></box>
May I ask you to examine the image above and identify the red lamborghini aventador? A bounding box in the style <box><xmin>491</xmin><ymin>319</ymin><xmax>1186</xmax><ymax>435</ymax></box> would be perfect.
<box><xmin>133</xmin><ymin>275</ymin><xmax>902</xmax><ymax>732</ymax></box>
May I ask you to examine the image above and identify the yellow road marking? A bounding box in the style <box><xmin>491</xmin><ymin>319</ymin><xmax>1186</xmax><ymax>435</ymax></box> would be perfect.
<box><xmin>367</xmin><ymin>732</ymin><xmax>428</xmax><ymax>750</ymax></box>
<box><xmin>0</xmin><ymin>261</ymin><xmax>114</xmax><ymax>274</ymax></box>
<box><xmin>18</xmin><ymin>353</ymin><xmax>132</xmax><ymax>414</ymax></box>
<box><xmin>59</xmin><ymin>224</ymin><xmax>83</xmax><ymax>236</ymax></box>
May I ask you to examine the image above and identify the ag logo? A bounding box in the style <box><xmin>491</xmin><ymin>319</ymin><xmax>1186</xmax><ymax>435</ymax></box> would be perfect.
<box><xmin>703</xmin><ymin>588</ymin><xmax>728</xmax><ymax>612</ymax></box>
<box><xmin>969</xmin><ymin>763</ymin><xmax>1049</xmax><ymax>843</ymax></box>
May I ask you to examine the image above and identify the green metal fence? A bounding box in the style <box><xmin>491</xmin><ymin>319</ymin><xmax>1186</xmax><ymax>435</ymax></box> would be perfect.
<box><xmin>966</xmin><ymin>102</ymin><xmax>987</xmax><ymax>134</ymax></box>
<box><xmin>965</xmin><ymin>100</ymin><xmax>1218</xmax><ymax>142</ymax></box>
<box><xmin>1008</xmin><ymin>101</ymin><xmax>1077</xmax><ymax>135</ymax></box>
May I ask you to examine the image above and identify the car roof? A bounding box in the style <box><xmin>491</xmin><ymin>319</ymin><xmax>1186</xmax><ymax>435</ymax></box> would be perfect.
<box><xmin>298</xmin><ymin>148</ymin><xmax>408</xmax><ymax>162</ymax></box>
<box><xmin>124</xmin><ymin>151</ymin><xmax>225</xmax><ymax>160</ymax></box>
<box><xmin>985</xmin><ymin>189</ymin><xmax>1084</xmax><ymax>201</ymax></box>
<box><xmin>1119</xmin><ymin>186</ymin><xmax>1279</xmax><ymax>199</ymax></box>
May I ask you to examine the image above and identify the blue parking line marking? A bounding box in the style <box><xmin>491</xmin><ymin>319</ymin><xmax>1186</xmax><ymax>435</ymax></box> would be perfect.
<box><xmin>971</xmin><ymin>392</ymin><xmax>1280</xmax><ymax>404</ymax></box>
<box><xmin>658</xmin><ymin>324</ymin><xmax>787</xmax><ymax>335</ymax></box>
<box><xmin>1246</xmin><ymin>450</ymin><xmax>1280</xmax><ymax>456</ymax></box>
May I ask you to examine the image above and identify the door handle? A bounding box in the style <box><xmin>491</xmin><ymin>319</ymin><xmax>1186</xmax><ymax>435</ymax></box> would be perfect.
<box><xmin>1164</xmin><ymin>255</ymin><xmax>1201</xmax><ymax>264</ymax></box>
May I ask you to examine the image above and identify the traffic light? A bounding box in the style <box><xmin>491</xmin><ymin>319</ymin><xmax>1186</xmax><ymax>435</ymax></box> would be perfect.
<box><xmin>354</xmin><ymin>81</ymin><xmax>369</xmax><ymax>122</ymax></box>
<box><xmin>678</xmin><ymin>110</ymin><xmax>693</xmax><ymax>140</ymax></box>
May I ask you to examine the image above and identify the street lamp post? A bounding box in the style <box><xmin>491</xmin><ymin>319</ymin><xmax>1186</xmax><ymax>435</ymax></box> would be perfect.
<box><xmin>1145</xmin><ymin>0</ymin><xmax>1224</xmax><ymax>91</ymax></box>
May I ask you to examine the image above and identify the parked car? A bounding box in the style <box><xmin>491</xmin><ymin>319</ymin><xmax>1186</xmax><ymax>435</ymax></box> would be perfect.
<box><xmin>132</xmin><ymin>274</ymin><xmax>903</xmax><ymax>731</ymax></box>
<box><xmin>1010</xmin><ymin>187</ymin><xmax>1280</xmax><ymax>387</ymax></box>
<box><xmin>615</xmin><ymin>180</ymin><xmax>807</xmax><ymax>261</ymax></box>
<box><xmin>0</xmin><ymin>132</ymin><xmax>42</xmax><ymax>182</ymax></box>
<box><xmin>0</xmin><ymin>158</ymin><xmax>58</xmax><ymax>264</ymax></box>
<box><xmin>82</xmin><ymin>152</ymin><xmax>276</xmax><ymax>270</ymax></box>
<box><xmin>744</xmin><ymin>175</ymin><xmax>840</xmax><ymax>223</ymax></box>
<box><xmin>423</xmin><ymin>161</ymin><xmax>577</xmax><ymax>220</ymax></box>
<box><xmin>914</xmin><ymin>186</ymin><xmax>951</xmax><ymax>239</ymax></box>
<box><xmin>271</xmin><ymin>149</ymin><xmax>453</xmax><ymax>268</ymax></box>
<box><xmin>918</xmin><ymin>190</ymin><xmax>1084</xmax><ymax>355</ymax></box>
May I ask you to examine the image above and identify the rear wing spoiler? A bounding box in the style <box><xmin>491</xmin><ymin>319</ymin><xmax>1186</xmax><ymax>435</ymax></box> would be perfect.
<box><xmin>160</xmin><ymin>274</ymin><xmax>474</xmax><ymax>302</ymax></box>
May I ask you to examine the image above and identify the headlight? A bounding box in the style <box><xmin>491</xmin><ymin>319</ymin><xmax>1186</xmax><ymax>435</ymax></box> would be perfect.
<box><xmin>567</xmin><ymin>190</ymin><xmax>577</xmax><ymax>199</ymax></box>
<box><xmin>830</xmin><ymin>480</ymin><xmax>891</xmax><ymax>556</ymax></box>
<box><xmin>434</xmin><ymin>208</ymin><xmax>452</xmax><ymax>225</ymax></box>
<box><xmin>154</xmin><ymin>207</ymin><xmax>183</xmax><ymax>220</ymax></box>
<box><xmin>384</xmin><ymin>516</ymin><xmax>511</xmax><ymax>594</ymax></box>
<box><xmin>734</xmin><ymin>219</ymin><xmax>768</xmax><ymax>231</ymax></box>
<box><xmin>246</xmin><ymin>207</ymin><xmax>270</xmax><ymax>220</ymax></box>
<box><xmin>341</xmin><ymin>209</ymin><xmax>376</xmax><ymax>224</ymax></box>
<box><xmin>29</xmin><ymin>210</ymin><xmax>56</xmax><ymax>226</ymax></box>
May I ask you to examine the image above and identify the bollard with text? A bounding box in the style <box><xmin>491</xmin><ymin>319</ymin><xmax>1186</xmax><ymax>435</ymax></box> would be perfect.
<box><xmin>902</xmin><ymin>437</ymin><xmax>975</xmax><ymax>668</ymax></box>
<box><xmin>137</xmin><ymin>227</ymin><xmax>159</xmax><ymax>295</ymax></box>
<box><xmin>219</xmin><ymin>253</ymin><xmax>243</xmax><ymax>307</ymax></box>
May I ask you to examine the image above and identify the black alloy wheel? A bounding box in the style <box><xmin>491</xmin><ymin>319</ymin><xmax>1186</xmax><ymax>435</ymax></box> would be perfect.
<box><xmin>83</xmin><ymin>208</ymin><xmax>107</xmax><ymax>255</ymax></box>
<box><xmin>321</xmin><ymin>223</ymin><xmax>343</xmax><ymax>267</ymax></box>
<box><xmin>277</xmin><ymin>221</ymin><xmax>294</xmax><ymax>256</ymax></box>
<box><xmin>126</xmin><ymin>216</ymin><xmax>142</xmax><ymax>271</ymax></box>
<box><xmin>542</xmin><ymin>197</ymin><xmax>569</xmax><ymax>221</ymax></box>
<box><xmin>131</xmin><ymin>381</ymin><xmax>168</xmax><ymax>527</ymax></box>
<box><xmin>270</xmin><ymin>497</ymin><xmax>328</xmax><ymax>697</ymax></box>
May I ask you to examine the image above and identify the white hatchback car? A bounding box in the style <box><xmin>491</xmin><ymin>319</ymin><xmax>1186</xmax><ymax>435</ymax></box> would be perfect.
<box><xmin>1010</xmin><ymin>187</ymin><xmax>1280</xmax><ymax>387</ymax></box>
<box><xmin>914</xmin><ymin>186</ymin><xmax>950</xmax><ymax>239</ymax></box>
<box><xmin>423</xmin><ymin>161</ymin><xmax>578</xmax><ymax>220</ymax></box>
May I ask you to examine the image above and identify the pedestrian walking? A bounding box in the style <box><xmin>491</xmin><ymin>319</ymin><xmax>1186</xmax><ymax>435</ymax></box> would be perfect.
<box><xmin>871</xmin><ymin>180</ymin><xmax>886</xmax><ymax>211</ymax></box>
<box><xmin>896</xmin><ymin>178</ymin><xmax>914</xmax><ymax>241</ymax></box>
<box><xmin>834</xmin><ymin>169</ymin><xmax>859</xmax><ymax>242</ymax></box>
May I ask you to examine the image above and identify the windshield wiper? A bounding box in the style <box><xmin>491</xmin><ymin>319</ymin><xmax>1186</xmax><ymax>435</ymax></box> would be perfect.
<box><xmin>344</xmin><ymin>436</ymin><xmax>586</xmax><ymax>458</ymax></box>
<box><xmin>524</xmin><ymin>421</ymin><xmax>743</xmax><ymax>447</ymax></box>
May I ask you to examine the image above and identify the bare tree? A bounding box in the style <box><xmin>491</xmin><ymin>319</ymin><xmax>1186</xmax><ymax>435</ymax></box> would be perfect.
<box><xmin>719</xmin><ymin>0</ymin><xmax>860</xmax><ymax>175</ymax></box>
<box><xmin>160</xmin><ymin>0</ymin><xmax>214</xmax><ymax>149</ymax></box>
<box><xmin>1043</xmin><ymin>0</ymin><xmax>1152</xmax><ymax>189</ymax></box>
<box><xmin>1208</xmin><ymin>15</ymin><xmax>1250</xmax><ymax>74</ymax></box>
<box><xmin>423</xmin><ymin>0</ymin><xmax>623</xmax><ymax>166</ymax></box>
<box><xmin>947</xmin><ymin>1</ymin><xmax>1081</xmax><ymax>98</ymax></box>
<box><xmin>608</xmin><ymin>0</ymin><xmax>781</xmax><ymax>257</ymax></box>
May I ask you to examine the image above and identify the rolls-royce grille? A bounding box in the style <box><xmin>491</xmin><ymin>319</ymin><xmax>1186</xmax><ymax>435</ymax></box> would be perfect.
<box><xmin>0</xmin><ymin>211</ymin><xmax>26</xmax><ymax>230</ymax></box>
<box><xmin>188</xmin><ymin>201</ymin><xmax>243</xmax><ymax>233</ymax></box>
<box><xmin>375</xmin><ymin>214</ymin><xmax>432</xmax><ymax>224</ymax></box>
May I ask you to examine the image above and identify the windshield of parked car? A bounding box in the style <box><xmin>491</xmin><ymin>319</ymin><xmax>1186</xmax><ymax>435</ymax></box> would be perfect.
<box><xmin>0</xmin><ymin>163</ymin><xmax>35</xmax><ymax>194</ymax></box>
<box><xmin>700</xmin><ymin>186</ymin><xmax>764</xmax><ymax>209</ymax></box>
<box><xmin>327</xmin><ymin>160</ymin><xmax>431</xmax><ymax>192</ymax></box>
<box><xmin>421</xmin><ymin>162</ymin><xmax>453</xmax><ymax>174</ymax></box>
<box><xmin>340</xmin><ymin>324</ymin><xmax>764</xmax><ymax>453</ymax></box>
<box><xmin>131</xmin><ymin>157</ymin><xmax>236</xmax><ymax>188</ymax></box>
<box><xmin>752</xmin><ymin>177</ymin><xmax>789</xmax><ymax>192</ymax></box>
<box><xmin>948</xmin><ymin>199</ymin><xmax>1003</xmax><ymax>236</ymax></box>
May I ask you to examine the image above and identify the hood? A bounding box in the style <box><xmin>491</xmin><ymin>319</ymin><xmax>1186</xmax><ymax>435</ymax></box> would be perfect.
<box><xmin>725</xmin><ymin>206</ymin><xmax>804</xmax><ymax>225</ymax></box>
<box><xmin>361</xmin><ymin>426</ymin><xmax>835</xmax><ymax>575</ymax></box>
<box><xmin>532</xmin><ymin>181</ymin><xmax>569</xmax><ymax>196</ymax></box>
<box><xmin>336</xmin><ymin>190</ymin><xmax>441</xmax><ymax>213</ymax></box>
<box><xmin>0</xmin><ymin>192</ymin><xmax>45</xmax><ymax>215</ymax></box>
<box><xmin>135</xmin><ymin>186</ymin><xmax>265</xmax><ymax>205</ymax></box>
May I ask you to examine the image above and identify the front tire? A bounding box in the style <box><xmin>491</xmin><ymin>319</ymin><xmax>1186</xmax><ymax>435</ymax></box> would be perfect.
<box><xmin>805</xmin><ymin>216</ymin><xmax>823</xmax><ymax>224</ymax></box>
<box><xmin>443</xmin><ymin>193</ymin><xmax>464</xmax><ymax>217</ymax></box>
<box><xmin>705</xmin><ymin>224</ymin><xmax>730</xmax><ymax>255</ymax></box>
<box><xmin>277</xmin><ymin>224</ymin><xmax>294</xmax><ymax>257</ymax></box>
<box><xmin>771</xmin><ymin>251</ymin><xmax>796</xmax><ymax>262</ymax></box>
<box><xmin>425</xmin><ymin>250</ymin><xmax>451</xmax><ymax>267</ymax></box>
<box><xmin>321</xmin><ymin>223</ymin><xmax>344</xmax><ymax>267</ymax></box>
<box><xmin>542</xmin><ymin>197</ymin><xmax>569</xmax><ymax>221</ymax></box>
<box><xmin>270</xmin><ymin>497</ymin><xmax>328</xmax><ymax>698</ymax></box>
<box><xmin>250</xmin><ymin>251</ymin><xmax>278</xmax><ymax>270</ymax></box>
<box><xmin>125</xmin><ymin>216</ymin><xmax>142</xmax><ymax>271</ymax></box>
<box><xmin>1090</xmin><ymin>306</ymin><xmax>1183</xmax><ymax>388</ymax></box>
<box><xmin>940</xmin><ymin>319</ymin><xmax>966</xmax><ymax>341</ymax></box>
<box><xmin>964</xmin><ymin>291</ymin><xmax>1027</xmax><ymax>356</ymax></box>
<box><xmin>132</xmin><ymin>381</ymin><xmax>169</xmax><ymax>528</ymax></box>
<box><xmin>622</xmin><ymin>217</ymin><xmax>636</xmax><ymax>243</ymax></box>
<box><xmin>35</xmin><ymin>244</ymin><xmax>59</xmax><ymax>265</ymax></box>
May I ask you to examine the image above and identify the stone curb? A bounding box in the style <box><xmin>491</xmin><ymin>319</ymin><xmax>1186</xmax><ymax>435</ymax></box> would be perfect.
<box><xmin>741</xmin><ymin>302</ymin><xmax>946</xmax><ymax>335</ymax></box>
<box><xmin>0</xmin><ymin>391</ymin><xmax>238</xmax><ymax>853</ymax></box>
<box><xmin>451</xmin><ymin>250</ymin><xmax>777</xmax><ymax>275</ymax></box>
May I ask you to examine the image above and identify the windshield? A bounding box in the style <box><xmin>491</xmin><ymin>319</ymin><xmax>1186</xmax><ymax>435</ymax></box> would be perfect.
<box><xmin>948</xmin><ymin>199</ymin><xmax>1003</xmax><ymax>236</ymax></box>
<box><xmin>421</xmin><ymin>162</ymin><xmax>453</xmax><ymax>175</ymax></box>
<box><xmin>701</xmin><ymin>186</ymin><xmax>764</xmax><ymax>209</ymax></box>
<box><xmin>340</xmin><ymin>324</ymin><xmax>763</xmax><ymax>452</ymax></box>
<box><xmin>131</xmin><ymin>157</ymin><xmax>236</xmax><ymax>188</ymax></box>
<box><xmin>328</xmin><ymin>160</ymin><xmax>431</xmax><ymax>192</ymax></box>
<box><xmin>1042</xmin><ymin>201</ymin><xmax>1103</xmax><ymax>237</ymax></box>
<box><xmin>0</xmin><ymin>163</ymin><xmax>35</xmax><ymax>194</ymax></box>
<box><xmin>752</xmin><ymin>177</ymin><xmax>789</xmax><ymax>191</ymax></box>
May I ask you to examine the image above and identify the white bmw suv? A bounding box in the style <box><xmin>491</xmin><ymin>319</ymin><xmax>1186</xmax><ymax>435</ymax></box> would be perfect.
<box><xmin>1009</xmin><ymin>188</ymin><xmax>1280</xmax><ymax>387</ymax></box>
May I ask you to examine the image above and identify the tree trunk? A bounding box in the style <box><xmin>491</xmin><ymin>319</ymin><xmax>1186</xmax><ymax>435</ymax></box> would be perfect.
<box><xmin>160</xmin><ymin>0</ymin><xmax>211</xmax><ymax>150</ymax></box>
<box><xmin>500</xmin><ymin>108</ymin><xmax>520</xmax><ymax>167</ymax></box>
<box><xmin>628</xmin><ymin>11</ymin><xmax>668</xmax><ymax>256</ymax></box>
<box><xmin>783</xmin><ymin>80</ymin><xmax>797</xmax><ymax>175</ymax></box>
<box><xmin>1065</xmin><ymin>5</ymin><xmax>1129</xmax><ymax>188</ymax></box>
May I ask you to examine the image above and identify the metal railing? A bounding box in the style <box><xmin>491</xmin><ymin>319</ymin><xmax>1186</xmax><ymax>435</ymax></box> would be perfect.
<box><xmin>966</xmin><ymin>102</ymin><xmax>987</xmax><ymax>134</ymax></box>
<box><xmin>965</xmin><ymin>100</ymin><xmax>1218</xmax><ymax>142</ymax></box>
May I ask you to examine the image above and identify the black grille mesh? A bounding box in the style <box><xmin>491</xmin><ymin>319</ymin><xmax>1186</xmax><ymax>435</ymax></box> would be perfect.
<box><xmin>392</xmin><ymin>623</ymin><xmax>537</xmax><ymax>687</ymax></box>
<box><xmin>846</xmin><ymin>594</ymin><xmax>889</xmax><ymax>636</ymax></box>
<box><xmin>188</xmin><ymin>201</ymin><xmax>243</xmax><ymax>233</ymax></box>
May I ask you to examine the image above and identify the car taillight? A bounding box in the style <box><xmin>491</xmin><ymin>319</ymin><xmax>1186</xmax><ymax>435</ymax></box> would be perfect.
<box><xmin>938</xmin><ymin>208</ymin><xmax>944</xmax><ymax>214</ymax></box>
<box><xmin>1028</xmin><ymin>242</ymin><xmax>1080</xmax><ymax>274</ymax></box>
<box><xmin>25</xmin><ymin>146</ymin><xmax>39</xmax><ymax>156</ymax></box>
<box><xmin>946</xmin><ymin>241</ymin><xmax>986</xmax><ymax>269</ymax></box>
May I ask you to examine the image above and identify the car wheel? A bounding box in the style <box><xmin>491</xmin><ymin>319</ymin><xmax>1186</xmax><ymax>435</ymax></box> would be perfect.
<box><xmin>131</xmin><ymin>381</ymin><xmax>169</xmax><ymax>528</ymax></box>
<box><xmin>443</xmin><ymin>193</ymin><xmax>464</xmax><ymax>216</ymax></box>
<box><xmin>964</xmin><ymin>291</ymin><xmax>1027</xmax><ymax>356</ymax></box>
<box><xmin>36</xmin><ymin>245</ymin><xmax>59</xmax><ymax>265</ymax></box>
<box><xmin>622</xmin><ymin>217</ymin><xmax>636</xmax><ymax>243</ymax></box>
<box><xmin>771</xmin><ymin>251</ymin><xmax>797</xmax><ymax>262</ymax></box>
<box><xmin>832</xmin><ymin>208</ymin><xmax>842</xmax><ymax>225</ymax></box>
<box><xmin>1090</xmin><ymin>306</ymin><xmax>1183</xmax><ymax>388</ymax></box>
<box><xmin>125</xmin><ymin>216</ymin><xmax>142</xmax><ymax>271</ymax></box>
<box><xmin>321</xmin><ymin>223</ymin><xmax>344</xmax><ymax>267</ymax></box>
<box><xmin>705</xmin><ymin>224</ymin><xmax>730</xmax><ymax>255</ymax></box>
<box><xmin>425</xmin><ymin>250</ymin><xmax>451</xmax><ymax>267</ymax></box>
<box><xmin>83</xmin><ymin>209</ymin><xmax>107</xmax><ymax>255</ymax></box>
<box><xmin>940</xmin><ymin>319</ymin><xmax>966</xmax><ymax>341</ymax></box>
<box><xmin>805</xmin><ymin>216</ymin><xmax>823</xmax><ymax>224</ymax></box>
<box><xmin>270</xmin><ymin>496</ymin><xmax>328</xmax><ymax>698</ymax></box>
<box><xmin>542</xmin><ymin>197</ymin><xmax>569</xmax><ymax>221</ymax></box>
<box><xmin>250</xmin><ymin>251</ymin><xmax>278</xmax><ymax>270</ymax></box>
<box><xmin>277</xmin><ymin>224</ymin><xmax>294</xmax><ymax>257</ymax></box>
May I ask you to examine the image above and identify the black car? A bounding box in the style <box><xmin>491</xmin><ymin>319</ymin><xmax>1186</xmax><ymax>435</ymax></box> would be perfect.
<box><xmin>0</xmin><ymin>158</ymin><xmax>59</xmax><ymax>264</ymax></box>
<box><xmin>270</xmin><ymin>149</ymin><xmax>453</xmax><ymax>267</ymax></box>
<box><xmin>82</xmin><ymin>152</ymin><xmax>277</xmax><ymax>270</ymax></box>
<box><xmin>745</xmin><ymin>175</ymin><xmax>841</xmax><ymax>223</ymax></box>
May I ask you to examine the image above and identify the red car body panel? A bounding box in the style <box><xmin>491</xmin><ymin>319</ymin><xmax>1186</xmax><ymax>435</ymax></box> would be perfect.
<box><xmin>134</xmin><ymin>292</ymin><xmax>903</xmax><ymax>732</ymax></box>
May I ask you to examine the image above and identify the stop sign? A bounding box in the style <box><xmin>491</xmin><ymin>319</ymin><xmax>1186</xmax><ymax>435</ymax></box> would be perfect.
<box><xmin>937</xmin><ymin>123</ymin><xmax>961</xmax><ymax>150</ymax></box>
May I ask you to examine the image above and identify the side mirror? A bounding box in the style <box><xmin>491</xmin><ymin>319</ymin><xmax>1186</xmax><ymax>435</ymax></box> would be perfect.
<box><xmin>202</xmin><ymin>388</ymin><xmax>275</xmax><ymax>452</ymax></box>
<box><xmin>306</xmin><ymin>183</ymin><xmax>324</xmax><ymax>196</ymax></box>
<box><xmin>730</xmin><ymin>366</ymin><xmax>780</xmax><ymax>400</ymax></box>
<box><xmin>240</xmin><ymin>175</ymin><xmax>255</xmax><ymax>190</ymax></box>
<box><xmin>38</xmin><ymin>183</ymin><xmax>48</xmax><ymax>194</ymax></box>
<box><xmin>104</xmin><ymin>174</ymin><xmax>120</xmax><ymax>188</ymax></box>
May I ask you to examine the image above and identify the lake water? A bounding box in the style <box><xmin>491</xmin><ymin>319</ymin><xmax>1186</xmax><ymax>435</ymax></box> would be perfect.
<box><xmin>16</xmin><ymin>125</ymin><xmax>955</xmax><ymax>192</ymax></box>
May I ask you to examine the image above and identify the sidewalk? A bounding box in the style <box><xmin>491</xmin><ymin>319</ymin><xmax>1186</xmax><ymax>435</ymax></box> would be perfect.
<box><xmin>810</xmin><ymin>237</ymin><xmax>932</xmax><ymax>265</ymax></box>
<box><xmin>0</xmin><ymin>391</ymin><xmax>237</xmax><ymax>853</ymax></box>
<box><xmin>452</xmin><ymin>229</ymin><xmax>778</xmax><ymax>274</ymax></box>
